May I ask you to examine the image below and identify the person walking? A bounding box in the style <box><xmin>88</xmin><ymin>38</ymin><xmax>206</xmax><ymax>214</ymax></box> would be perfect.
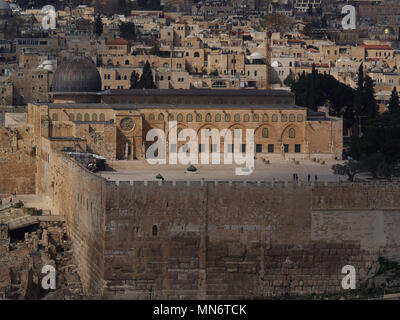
<box><xmin>315</xmin><ymin>175</ymin><xmax>318</xmax><ymax>182</ymax></box>
<box><xmin>295</xmin><ymin>173</ymin><xmax>298</xmax><ymax>182</ymax></box>
<box><xmin>293</xmin><ymin>173</ymin><xmax>296</xmax><ymax>181</ymax></box>
<box><xmin>308</xmin><ymin>174</ymin><xmax>311</xmax><ymax>182</ymax></box>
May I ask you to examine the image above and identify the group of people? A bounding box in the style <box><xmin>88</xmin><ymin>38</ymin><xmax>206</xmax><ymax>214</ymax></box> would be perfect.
<box><xmin>293</xmin><ymin>173</ymin><xmax>318</xmax><ymax>182</ymax></box>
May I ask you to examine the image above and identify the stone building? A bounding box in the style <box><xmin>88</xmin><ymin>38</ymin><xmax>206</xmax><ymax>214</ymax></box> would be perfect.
<box><xmin>27</xmin><ymin>57</ymin><xmax>342</xmax><ymax>162</ymax></box>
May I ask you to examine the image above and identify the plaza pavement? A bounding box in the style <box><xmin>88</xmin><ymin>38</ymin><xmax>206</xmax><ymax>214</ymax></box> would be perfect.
<box><xmin>98</xmin><ymin>158</ymin><xmax>359</xmax><ymax>182</ymax></box>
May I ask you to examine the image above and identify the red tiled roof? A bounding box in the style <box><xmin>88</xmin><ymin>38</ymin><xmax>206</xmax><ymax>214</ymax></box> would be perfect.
<box><xmin>315</xmin><ymin>63</ymin><xmax>329</xmax><ymax>68</ymax></box>
<box><xmin>107</xmin><ymin>38</ymin><xmax>129</xmax><ymax>45</ymax></box>
<box><xmin>360</xmin><ymin>44</ymin><xmax>392</xmax><ymax>50</ymax></box>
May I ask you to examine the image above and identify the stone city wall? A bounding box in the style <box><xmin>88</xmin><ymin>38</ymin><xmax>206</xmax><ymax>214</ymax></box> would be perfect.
<box><xmin>37</xmin><ymin>140</ymin><xmax>106</xmax><ymax>295</ymax></box>
<box><xmin>31</xmin><ymin>145</ymin><xmax>400</xmax><ymax>298</ymax></box>
<box><xmin>103</xmin><ymin>180</ymin><xmax>400</xmax><ymax>299</ymax></box>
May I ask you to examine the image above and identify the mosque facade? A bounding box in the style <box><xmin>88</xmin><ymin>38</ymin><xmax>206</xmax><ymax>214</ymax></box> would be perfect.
<box><xmin>27</xmin><ymin>57</ymin><xmax>343</xmax><ymax>162</ymax></box>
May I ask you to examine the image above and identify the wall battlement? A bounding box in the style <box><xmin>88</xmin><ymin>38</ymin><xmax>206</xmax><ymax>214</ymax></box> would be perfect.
<box><xmin>111</xmin><ymin>179</ymin><xmax>400</xmax><ymax>188</ymax></box>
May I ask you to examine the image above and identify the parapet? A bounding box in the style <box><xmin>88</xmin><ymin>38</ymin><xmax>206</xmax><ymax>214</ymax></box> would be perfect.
<box><xmin>108</xmin><ymin>180</ymin><xmax>400</xmax><ymax>188</ymax></box>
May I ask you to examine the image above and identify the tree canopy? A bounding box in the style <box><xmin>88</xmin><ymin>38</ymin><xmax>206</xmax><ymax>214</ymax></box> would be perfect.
<box><xmin>388</xmin><ymin>87</ymin><xmax>400</xmax><ymax>113</ymax></box>
<box><xmin>93</xmin><ymin>15</ymin><xmax>103</xmax><ymax>37</ymax></box>
<box><xmin>289</xmin><ymin>64</ymin><xmax>379</xmax><ymax>135</ymax></box>
<box><xmin>349</xmin><ymin>100</ymin><xmax>400</xmax><ymax>179</ymax></box>
<box><xmin>130</xmin><ymin>71</ymin><xmax>139</xmax><ymax>89</ymax></box>
<box><xmin>137</xmin><ymin>61</ymin><xmax>156</xmax><ymax>89</ymax></box>
<box><xmin>289</xmin><ymin>67</ymin><xmax>356</xmax><ymax>126</ymax></box>
<box><xmin>119</xmin><ymin>22</ymin><xmax>136</xmax><ymax>41</ymax></box>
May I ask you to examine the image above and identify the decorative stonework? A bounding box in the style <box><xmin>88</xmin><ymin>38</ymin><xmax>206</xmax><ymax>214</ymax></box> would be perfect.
<box><xmin>120</xmin><ymin>118</ymin><xmax>134</xmax><ymax>131</ymax></box>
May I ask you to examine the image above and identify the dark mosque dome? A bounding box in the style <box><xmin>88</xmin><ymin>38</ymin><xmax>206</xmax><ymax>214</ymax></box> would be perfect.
<box><xmin>52</xmin><ymin>57</ymin><xmax>101</xmax><ymax>93</ymax></box>
<box><xmin>0</xmin><ymin>0</ymin><xmax>12</xmax><ymax>18</ymax></box>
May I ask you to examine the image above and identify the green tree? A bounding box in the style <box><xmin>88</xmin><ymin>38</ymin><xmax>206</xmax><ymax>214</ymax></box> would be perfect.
<box><xmin>307</xmin><ymin>4</ymin><xmax>313</xmax><ymax>16</ymax></box>
<box><xmin>130</xmin><ymin>70</ymin><xmax>139</xmax><ymax>89</ymax></box>
<box><xmin>149</xmin><ymin>43</ymin><xmax>159</xmax><ymax>55</ymax></box>
<box><xmin>209</xmin><ymin>69</ymin><xmax>218</xmax><ymax>76</ymax></box>
<box><xmin>136</xmin><ymin>0</ymin><xmax>162</xmax><ymax>10</ymax></box>
<box><xmin>388</xmin><ymin>86</ymin><xmax>399</xmax><ymax>113</ymax></box>
<box><xmin>303</xmin><ymin>24</ymin><xmax>313</xmax><ymax>37</ymax></box>
<box><xmin>117</xmin><ymin>0</ymin><xmax>127</xmax><ymax>14</ymax></box>
<box><xmin>93</xmin><ymin>15</ymin><xmax>103</xmax><ymax>37</ymax></box>
<box><xmin>353</xmin><ymin>64</ymin><xmax>378</xmax><ymax>134</ymax></box>
<box><xmin>350</xmin><ymin>109</ymin><xmax>400</xmax><ymax>179</ymax></box>
<box><xmin>363</xmin><ymin>75</ymin><xmax>378</xmax><ymax>119</ymax></box>
<box><xmin>354</xmin><ymin>63</ymin><xmax>364</xmax><ymax>117</ymax></box>
<box><xmin>137</xmin><ymin>61</ymin><xmax>156</xmax><ymax>89</ymax></box>
<box><xmin>119</xmin><ymin>22</ymin><xmax>136</xmax><ymax>40</ymax></box>
<box><xmin>321</xmin><ymin>15</ymin><xmax>327</xmax><ymax>28</ymax></box>
<box><xmin>283</xmin><ymin>72</ymin><xmax>295</xmax><ymax>87</ymax></box>
<box><xmin>306</xmin><ymin>64</ymin><xmax>318</xmax><ymax>110</ymax></box>
<box><xmin>289</xmin><ymin>68</ymin><xmax>357</xmax><ymax>133</ymax></box>
<box><xmin>332</xmin><ymin>161</ymin><xmax>361</xmax><ymax>182</ymax></box>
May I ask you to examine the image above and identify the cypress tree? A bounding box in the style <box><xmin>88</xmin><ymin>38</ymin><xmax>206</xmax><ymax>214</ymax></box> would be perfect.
<box><xmin>130</xmin><ymin>71</ymin><xmax>139</xmax><ymax>89</ymax></box>
<box><xmin>363</xmin><ymin>76</ymin><xmax>378</xmax><ymax>119</ymax></box>
<box><xmin>388</xmin><ymin>86</ymin><xmax>400</xmax><ymax>114</ymax></box>
<box><xmin>117</xmin><ymin>0</ymin><xmax>127</xmax><ymax>14</ymax></box>
<box><xmin>93</xmin><ymin>15</ymin><xmax>103</xmax><ymax>37</ymax></box>
<box><xmin>354</xmin><ymin>63</ymin><xmax>364</xmax><ymax>118</ymax></box>
<box><xmin>357</xmin><ymin>63</ymin><xmax>364</xmax><ymax>90</ymax></box>
<box><xmin>137</xmin><ymin>61</ymin><xmax>156</xmax><ymax>89</ymax></box>
<box><xmin>307</xmin><ymin>64</ymin><xmax>318</xmax><ymax>110</ymax></box>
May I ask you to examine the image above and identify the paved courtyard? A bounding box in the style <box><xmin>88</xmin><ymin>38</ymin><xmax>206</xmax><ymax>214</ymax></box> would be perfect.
<box><xmin>98</xmin><ymin>158</ymin><xmax>355</xmax><ymax>182</ymax></box>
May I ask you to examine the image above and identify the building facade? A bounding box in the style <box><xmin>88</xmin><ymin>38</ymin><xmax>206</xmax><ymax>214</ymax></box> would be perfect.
<box><xmin>27</xmin><ymin>58</ymin><xmax>342</xmax><ymax>163</ymax></box>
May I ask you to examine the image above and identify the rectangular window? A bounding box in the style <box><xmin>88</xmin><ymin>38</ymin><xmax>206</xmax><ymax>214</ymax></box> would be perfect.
<box><xmin>256</xmin><ymin>144</ymin><xmax>262</xmax><ymax>153</ymax></box>
<box><xmin>268</xmin><ymin>144</ymin><xmax>274</xmax><ymax>153</ymax></box>
<box><xmin>284</xmin><ymin>144</ymin><xmax>289</xmax><ymax>153</ymax></box>
<box><xmin>295</xmin><ymin>144</ymin><xmax>301</xmax><ymax>153</ymax></box>
<box><xmin>211</xmin><ymin>144</ymin><xmax>218</xmax><ymax>152</ymax></box>
<box><xmin>240</xmin><ymin>144</ymin><xmax>246</xmax><ymax>152</ymax></box>
<box><xmin>227</xmin><ymin>144</ymin><xmax>233</xmax><ymax>152</ymax></box>
<box><xmin>170</xmin><ymin>144</ymin><xmax>177</xmax><ymax>152</ymax></box>
<box><xmin>182</xmin><ymin>144</ymin><xmax>189</xmax><ymax>152</ymax></box>
<box><xmin>199</xmin><ymin>144</ymin><xmax>205</xmax><ymax>152</ymax></box>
